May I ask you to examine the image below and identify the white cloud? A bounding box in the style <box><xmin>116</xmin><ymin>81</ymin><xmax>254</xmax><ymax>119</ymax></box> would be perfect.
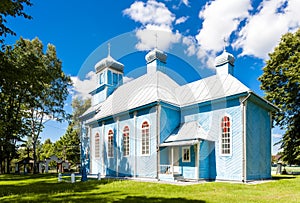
<box><xmin>71</xmin><ymin>71</ymin><xmax>97</xmax><ymax>99</ymax></box>
<box><xmin>123</xmin><ymin>0</ymin><xmax>175</xmax><ymax>27</ymax></box>
<box><xmin>182</xmin><ymin>36</ymin><xmax>197</xmax><ymax>56</ymax></box>
<box><xmin>196</xmin><ymin>0</ymin><xmax>252</xmax><ymax>53</ymax></box>
<box><xmin>124</xmin><ymin>0</ymin><xmax>181</xmax><ymax>50</ymax></box>
<box><xmin>233</xmin><ymin>0</ymin><xmax>300</xmax><ymax>59</ymax></box>
<box><xmin>135</xmin><ymin>25</ymin><xmax>181</xmax><ymax>50</ymax></box>
<box><xmin>175</xmin><ymin>16</ymin><xmax>189</xmax><ymax>25</ymax></box>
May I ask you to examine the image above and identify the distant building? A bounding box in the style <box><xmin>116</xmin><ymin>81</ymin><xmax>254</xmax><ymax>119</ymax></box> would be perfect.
<box><xmin>80</xmin><ymin>47</ymin><xmax>277</xmax><ymax>182</ymax></box>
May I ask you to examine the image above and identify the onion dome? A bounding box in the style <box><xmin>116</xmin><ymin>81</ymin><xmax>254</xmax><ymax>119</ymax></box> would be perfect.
<box><xmin>215</xmin><ymin>50</ymin><xmax>235</xmax><ymax>67</ymax></box>
<box><xmin>145</xmin><ymin>48</ymin><xmax>167</xmax><ymax>64</ymax></box>
<box><xmin>94</xmin><ymin>55</ymin><xmax>124</xmax><ymax>73</ymax></box>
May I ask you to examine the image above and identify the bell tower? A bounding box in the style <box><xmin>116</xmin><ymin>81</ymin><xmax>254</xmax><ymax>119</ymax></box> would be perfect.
<box><xmin>90</xmin><ymin>44</ymin><xmax>124</xmax><ymax>106</ymax></box>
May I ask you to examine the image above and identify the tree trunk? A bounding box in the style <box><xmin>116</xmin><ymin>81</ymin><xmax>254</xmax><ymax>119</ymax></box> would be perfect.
<box><xmin>6</xmin><ymin>157</ymin><xmax>10</xmax><ymax>174</ymax></box>
<box><xmin>33</xmin><ymin>141</ymin><xmax>37</xmax><ymax>174</ymax></box>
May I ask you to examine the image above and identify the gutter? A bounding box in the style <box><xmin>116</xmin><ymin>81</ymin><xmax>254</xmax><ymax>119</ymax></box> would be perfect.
<box><xmin>241</xmin><ymin>92</ymin><xmax>251</xmax><ymax>182</ymax></box>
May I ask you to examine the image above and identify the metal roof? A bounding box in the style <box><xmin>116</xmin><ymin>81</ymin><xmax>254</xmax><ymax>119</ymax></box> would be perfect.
<box><xmin>176</xmin><ymin>74</ymin><xmax>250</xmax><ymax>106</ymax></box>
<box><xmin>85</xmin><ymin>71</ymin><xmax>254</xmax><ymax>124</ymax></box>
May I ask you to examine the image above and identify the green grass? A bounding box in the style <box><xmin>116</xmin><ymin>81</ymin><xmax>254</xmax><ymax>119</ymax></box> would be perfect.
<box><xmin>0</xmin><ymin>174</ymin><xmax>300</xmax><ymax>202</ymax></box>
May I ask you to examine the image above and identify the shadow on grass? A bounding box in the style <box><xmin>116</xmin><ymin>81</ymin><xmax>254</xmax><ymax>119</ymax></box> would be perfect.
<box><xmin>116</xmin><ymin>196</ymin><xmax>205</xmax><ymax>203</ymax></box>
<box><xmin>0</xmin><ymin>173</ymin><xmax>55</xmax><ymax>181</ymax></box>
<box><xmin>0</xmin><ymin>174</ymin><xmax>206</xmax><ymax>202</ymax></box>
<box><xmin>272</xmin><ymin>175</ymin><xmax>296</xmax><ymax>180</ymax></box>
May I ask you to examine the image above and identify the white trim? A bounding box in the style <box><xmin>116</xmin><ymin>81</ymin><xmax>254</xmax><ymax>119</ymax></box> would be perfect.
<box><xmin>122</xmin><ymin>125</ymin><xmax>130</xmax><ymax>157</ymax></box>
<box><xmin>182</xmin><ymin>146</ymin><xmax>191</xmax><ymax>162</ymax></box>
<box><xmin>219</xmin><ymin>114</ymin><xmax>233</xmax><ymax>157</ymax></box>
<box><xmin>107</xmin><ymin>128</ymin><xmax>114</xmax><ymax>158</ymax></box>
<box><xmin>141</xmin><ymin>120</ymin><xmax>150</xmax><ymax>156</ymax></box>
<box><xmin>94</xmin><ymin>132</ymin><xmax>100</xmax><ymax>159</ymax></box>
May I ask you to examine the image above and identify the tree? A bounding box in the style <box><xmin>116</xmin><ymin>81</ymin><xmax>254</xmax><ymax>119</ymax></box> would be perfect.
<box><xmin>259</xmin><ymin>28</ymin><xmax>300</xmax><ymax>165</ymax></box>
<box><xmin>0</xmin><ymin>0</ymin><xmax>32</xmax><ymax>44</ymax></box>
<box><xmin>0</xmin><ymin>37</ymin><xmax>72</xmax><ymax>173</ymax></box>
<box><xmin>39</xmin><ymin>139</ymin><xmax>54</xmax><ymax>161</ymax></box>
<box><xmin>53</xmin><ymin>98</ymin><xmax>91</xmax><ymax>166</ymax></box>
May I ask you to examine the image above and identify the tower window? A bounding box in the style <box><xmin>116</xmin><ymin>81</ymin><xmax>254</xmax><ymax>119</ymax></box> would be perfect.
<box><xmin>113</xmin><ymin>73</ymin><xmax>118</xmax><ymax>85</ymax></box>
<box><xmin>221</xmin><ymin>116</ymin><xmax>231</xmax><ymax>155</ymax></box>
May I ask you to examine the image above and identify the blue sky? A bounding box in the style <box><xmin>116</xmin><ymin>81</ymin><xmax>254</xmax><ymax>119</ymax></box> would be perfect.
<box><xmin>5</xmin><ymin>0</ymin><xmax>300</xmax><ymax>154</ymax></box>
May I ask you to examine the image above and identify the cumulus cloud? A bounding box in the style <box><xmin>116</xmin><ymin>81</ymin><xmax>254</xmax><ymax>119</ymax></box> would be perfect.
<box><xmin>123</xmin><ymin>0</ymin><xmax>181</xmax><ymax>50</ymax></box>
<box><xmin>233</xmin><ymin>0</ymin><xmax>300</xmax><ymax>59</ymax></box>
<box><xmin>196</xmin><ymin>0</ymin><xmax>251</xmax><ymax>53</ymax></box>
<box><xmin>135</xmin><ymin>25</ymin><xmax>181</xmax><ymax>50</ymax></box>
<box><xmin>175</xmin><ymin>16</ymin><xmax>189</xmax><ymax>25</ymax></box>
<box><xmin>123</xmin><ymin>0</ymin><xmax>175</xmax><ymax>26</ymax></box>
<box><xmin>71</xmin><ymin>71</ymin><xmax>97</xmax><ymax>99</ymax></box>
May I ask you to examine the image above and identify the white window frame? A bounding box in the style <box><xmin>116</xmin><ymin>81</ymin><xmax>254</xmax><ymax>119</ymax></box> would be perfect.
<box><xmin>220</xmin><ymin>115</ymin><xmax>232</xmax><ymax>156</ymax></box>
<box><xmin>123</xmin><ymin>126</ymin><xmax>130</xmax><ymax>157</ymax></box>
<box><xmin>108</xmin><ymin>130</ymin><xmax>114</xmax><ymax>158</ymax></box>
<box><xmin>141</xmin><ymin>121</ymin><xmax>150</xmax><ymax>156</ymax></box>
<box><xmin>95</xmin><ymin>133</ymin><xmax>100</xmax><ymax>159</ymax></box>
<box><xmin>182</xmin><ymin>147</ymin><xmax>190</xmax><ymax>162</ymax></box>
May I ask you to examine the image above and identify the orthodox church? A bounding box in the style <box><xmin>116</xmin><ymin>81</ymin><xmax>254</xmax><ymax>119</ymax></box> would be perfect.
<box><xmin>80</xmin><ymin>47</ymin><xmax>277</xmax><ymax>182</ymax></box>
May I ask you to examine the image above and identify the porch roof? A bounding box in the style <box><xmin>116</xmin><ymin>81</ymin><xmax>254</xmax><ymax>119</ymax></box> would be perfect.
<box><xmin>160</xmin><ymin>121</ymin><xmax>211</xmax><ymax>147</ymax></box>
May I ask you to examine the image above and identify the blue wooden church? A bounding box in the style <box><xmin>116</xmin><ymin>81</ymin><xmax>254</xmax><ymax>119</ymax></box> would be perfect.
<box><xmin>80</xmin><ymin>48</ymin><xmax>277</xmax><ymax>182</ymax></box>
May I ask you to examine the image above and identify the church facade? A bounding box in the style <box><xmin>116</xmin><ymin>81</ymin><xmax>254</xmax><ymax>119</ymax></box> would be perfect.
<box><xmin>80</xmin><ymin>48</ymin><xmax>277</xmax><ymax>182</ymax></box>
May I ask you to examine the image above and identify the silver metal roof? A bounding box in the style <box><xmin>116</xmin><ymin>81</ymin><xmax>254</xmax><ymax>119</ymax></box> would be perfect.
<box><xmin>85</xmin><ymin>71</ymin><xmax>251</xmax><ymax>124</ymax></box>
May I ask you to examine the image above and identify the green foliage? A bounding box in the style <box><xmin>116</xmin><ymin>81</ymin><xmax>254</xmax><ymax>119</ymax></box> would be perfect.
<box><xmin>55</xmin><ymin>123</ymin><xmax>81</xmax><ymax>165</ymax></box>
<box><xmin>0</xmin><ymin>0</ymin><xmax>32</xmax><ymax>44</ymax></box>
<box><xmin>54</xmin><ymin>98</ymin><xmax>91</xmax><ymax>165</ymax></box>
<box><xmin>0</xmin><ymin>37</ymin><xmax>72</xmax><ymax>173</ymax></box>
<box><xmin>39</xmin><ymin>139</ymin><xmax>54</xmax><ymax>161</ymax></box>
<box><xmin>1</xmin><ymin>174</ymin><xmax>300</xmax><ymax>202</ymax></box>
<box><xmin>259</xmin><ymin>29</ymin><xmax>300</xmax><ymax>165</ymax></box>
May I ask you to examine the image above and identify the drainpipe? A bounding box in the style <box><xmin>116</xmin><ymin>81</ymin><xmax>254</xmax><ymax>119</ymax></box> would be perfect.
<box><xmin>156</xmin><ymin>103</ymin><xmax>161</xmax><ymax>179</ymax></box>
<box><xmin>133</xmin><ymin>111</ymin><xmax>137</xmax><ymax>178</ymax></box>
<box><xmin>116</xmin><ymin>117</ymin><xmax>119</xmax><ymax>177</ymax></box>
<box><xmin>241</xmin><ymin>93</ymin><xmax>251</xmax><ymax>182</ymax></box>
<box><xmin>101</xmin><ymin>121</ymin><xmax>105</xmax><ymax>176</ymax></box>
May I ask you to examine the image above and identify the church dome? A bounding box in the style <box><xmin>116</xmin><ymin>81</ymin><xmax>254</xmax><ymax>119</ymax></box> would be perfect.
<box><xmin>145</xmin><ymin>48</ymin><xmax>167</xmax><ymax>64</ymax></box>
<box><xmin>95</xmin><ymin>55</ymin><xmax>124</xmax><ymax>73</ymax></box>
<box><xmin>215</xmin><ymin>50</ymin><xmax>235</xmax><ymax>67</ymax></box>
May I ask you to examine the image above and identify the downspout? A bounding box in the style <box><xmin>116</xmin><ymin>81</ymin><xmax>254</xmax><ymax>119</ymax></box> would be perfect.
<box><xmin>116</xmin><ymin>117</ymin><xmax>119</xmax><ymax>177</ymax></box>
<box><xmin>133</xmin><ymin>111</ymin><xmax>137</xmax><ymax>178</ymax></box>
<box><xmin>102</xmin><ymin>121</ymin><xmax>105</xmax><ymax>176</ymax></box>
<box><xmin>241</xmin><ymin>93</ymin><xmax>251</xmax><ymax>182</ymax></box>
<box><xmin>156</xmin><ymin>103</ymin><xmax>161</xmax><ymax>179</ymax></box>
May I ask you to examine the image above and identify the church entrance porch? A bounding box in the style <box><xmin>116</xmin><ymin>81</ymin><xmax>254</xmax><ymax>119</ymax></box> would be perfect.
<box><xmin>159</xmin><ymin>142</ymin><xmax>200</xmax><ymax>182</ymax></box>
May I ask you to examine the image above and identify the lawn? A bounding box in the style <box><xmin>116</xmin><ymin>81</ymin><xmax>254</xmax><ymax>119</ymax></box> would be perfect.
<box><xmin>0</xmin><ymin>174</ymin><xmax>299</xmax><ymax>202</ymax></box>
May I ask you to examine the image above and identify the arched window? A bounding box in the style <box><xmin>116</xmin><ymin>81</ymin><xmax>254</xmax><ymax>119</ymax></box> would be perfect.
<box><xmin>95</xmin><ymin>133</ymin><xmax>100</xmax><ymax>158</ymax></box>
<box><xmin>108</xmin><ymin>130</ymin><xmax>114</xmax><ymax>158</ymax></box>
<box><xmin>123</xmin><ymin>126</ymin><xmax>130</xmax><ymax>156</ymax></box>
<box><xmin>221</xmin><ymin>116</ymin><xmax>231</xmax><ymax>155</ymax></box>
<box><xmin>141</xmin><ymin>121</ymin><xmax>150</xmax><ymax>155</ymax></box>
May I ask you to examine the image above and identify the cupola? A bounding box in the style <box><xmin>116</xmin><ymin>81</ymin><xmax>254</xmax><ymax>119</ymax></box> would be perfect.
<box><xmin>145</xmin><ymin>48</ymin><xmax>167</xmax><ymax>74</ymax></box>
<box><xmin>215</xmin><ymin>50</ymin><xmax>235</xmax><ymax>76</ymax></box>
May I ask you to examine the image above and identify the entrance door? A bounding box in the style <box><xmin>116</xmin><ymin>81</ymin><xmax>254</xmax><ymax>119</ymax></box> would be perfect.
<box><xmin>169</xmin><ymin>147</ymin><xmax>180</xmax><ymax>173</ymax></box>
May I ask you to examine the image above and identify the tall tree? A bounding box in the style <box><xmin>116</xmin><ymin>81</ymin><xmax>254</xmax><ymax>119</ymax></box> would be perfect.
<box><xmin>259</xmin><ymin>29</ymin><xmax>300</xmax><ymax>165</ymax></box>
<box><xmin>0</xmin><ymin>37</ymin><xmax>72</xmax><ymax>173</ymax></box>
<box><xmin>55</xmin><ymin>98</ymin><xmax>91</xmax><ymax>165</ymax></box>
<box><xmin>0</xmin><ymin>0</ymin><xmax>32</xmax><ymax>44</ymax></box>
